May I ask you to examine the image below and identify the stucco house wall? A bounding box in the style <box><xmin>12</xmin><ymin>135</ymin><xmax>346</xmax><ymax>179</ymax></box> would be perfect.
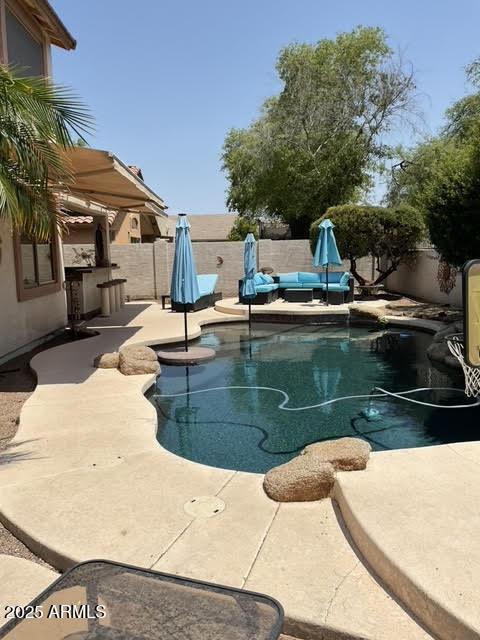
<box><xmin>386</xmin><ymin>246</ymin><xmax>463</xmax><ymax>307</ymax></box>
<box><xmin>0</xmin><ymin>0</ymin><xmax>75</xmax><ymax>362</ymax></box>
<box><xmin>0</xmin><ymin>222</ymin><xmax>67</xmax><ymax>363</ymax></box>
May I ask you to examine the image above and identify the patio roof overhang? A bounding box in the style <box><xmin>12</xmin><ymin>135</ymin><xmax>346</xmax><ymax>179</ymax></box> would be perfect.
<box><xmin>59</xmin><ymin>147</ymin><xmax>167</xmax><ymax>217</ymax></box>
<box><xmin>21</xmin><ymin>0</ymin><xmax>76</xmax><ymax>50</ymax></box>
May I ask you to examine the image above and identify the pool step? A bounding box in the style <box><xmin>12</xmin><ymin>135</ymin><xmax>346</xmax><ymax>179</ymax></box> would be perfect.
<box><xmin>334</xmin><ymin>444</ymin><xmax>480</xmax><ymax>640</ymax></box>
<box><xmin>244</xmin><ymin>498</ymin><xmax>435</xmax><ymax>640</ymax></box>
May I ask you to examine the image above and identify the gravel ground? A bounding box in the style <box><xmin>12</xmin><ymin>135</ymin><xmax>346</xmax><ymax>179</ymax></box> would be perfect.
<box><xmin>0</xmin><ymin>332</ymin><xmax>93</xmax><ymax>570</ymax></box>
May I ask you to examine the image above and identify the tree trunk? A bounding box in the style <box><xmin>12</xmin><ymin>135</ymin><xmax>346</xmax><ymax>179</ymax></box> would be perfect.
<box><xmin>349</xmin><ymin>256</ymin><xmax>367</xmax><ymax>285</ymax></box>
<box><xmin>372</xmin><ymin>264</ymin><xmax>398</xmax><ymax>286</ymax></box>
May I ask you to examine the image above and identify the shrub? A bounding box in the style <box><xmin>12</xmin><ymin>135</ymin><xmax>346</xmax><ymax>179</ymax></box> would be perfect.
<box><xmin>310</xmin><ymin>204</ymin><xmax>425</xmax><ymax>284</ymax></box>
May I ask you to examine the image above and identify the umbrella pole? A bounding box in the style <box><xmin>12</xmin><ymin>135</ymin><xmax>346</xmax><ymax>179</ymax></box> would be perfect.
<box><xmin>325</xmin><ymin>265</ymin><xmax>329</xmax><ymax>306</ymax></box>
<box><xmin>183</xmin><ymin>305</ymin><xmax>188</xmax><ymax>352</ymax></box>
<box><xmin>248</xmin><ymin>301</ymin><xmax>252</xmax><ymax>330</ymax></box>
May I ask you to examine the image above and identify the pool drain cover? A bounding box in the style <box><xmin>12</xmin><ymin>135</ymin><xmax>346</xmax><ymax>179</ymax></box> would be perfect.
<box><xmin>184</xmin><ymin>496</ymin><xmax>225</xmax><ymax>519</ymax></box>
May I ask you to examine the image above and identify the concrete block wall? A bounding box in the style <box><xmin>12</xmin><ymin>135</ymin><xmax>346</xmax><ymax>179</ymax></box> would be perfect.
<box><xmin>63</xmin><ymin>239</ymin><xmax>377</xmax><ymax>300</ymax></box>
<box><xmin>110</xmin><ymin>244</ymin><xmax>158</xmax><ymax>299</ymax></box>
<box><xmin>192</xmin><ymin>241</ymin><xmax>245</xmax><ymax>298</ymax></box>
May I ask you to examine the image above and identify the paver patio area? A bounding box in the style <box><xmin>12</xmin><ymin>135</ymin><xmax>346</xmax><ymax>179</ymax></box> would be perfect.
<box><xmin>0</xmin><ymin>301</ymin><xmax>478</xmax><ymax>639</ymax></box>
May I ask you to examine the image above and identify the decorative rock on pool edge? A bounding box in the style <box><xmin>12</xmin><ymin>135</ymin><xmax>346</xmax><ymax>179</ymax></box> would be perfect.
<box><xmin>264</xmin><ymin>437</ymin><xmax>371</xmax><ymax>502</ymax></box>
<box><xmin>427</xmin><ymin>323</ymin><xmax>463</xmax><ymax>370</ymax></box>
<box><xmin>302</xmin><ymin>437</ymin><xmax>371</xmax><ymax>471</ymax></box>
<box><xmin>94</xmin><ymin>348</ymin><xmax>161</xmax><ymax>376</ymax></box>
<box><xmin>93</xmin><ymin>352</ymin><xmax>119</xmax><ymax>369</ymax></box>
<box><xmin>119</xmin><ymin>345</ymin><xmax>160</xmax><ymax>376</ymax></box>
<box><xmin>263</xmin><ymin>457</ymin><xmax>335</xmax><ymax>502</ymax></box>
<box><xmin>157</xmin><ymin>346</ymin><xmax>215</xmax><ymax>366</ymax></box>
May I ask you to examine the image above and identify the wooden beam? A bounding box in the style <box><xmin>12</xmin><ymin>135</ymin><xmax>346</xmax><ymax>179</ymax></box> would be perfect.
<box><xmin>68</xmin><ymin>187</ymin><xmax>152</xmax><ymax>202</ymax></box>
<box><xmin>73</xmin><ymin>167</ymin><xmax>114</xmax><ymax>178</ymax></box>
<box><xmin>118</xmin><ymin>202</ymin><xmax>148</xmax><ymax>210</ymax></box>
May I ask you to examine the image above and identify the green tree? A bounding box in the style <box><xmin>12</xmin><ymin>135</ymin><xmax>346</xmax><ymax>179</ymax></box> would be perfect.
<box><xmin>310</xmin><ymin>204</ymin><xmax>425</xmax><ymax>284</ymax></box>
<box><xmin>0</xmin><ymin>66</ymin><xmax>92</xmax><ymax>239</ymax></box>
<box><xmin>227</xmin><ymin>216</ymin><xmax>259</xmax><ymax>241</ymax></box>
<box><xmin>223</xmin><ymin>27</ymin><xmax>416</xmax><ymax>238</ymax></box>
<box><xmin>387</xmin><ymin>58</ymin><xmax>480</xmax><ymax>266</ymax></box>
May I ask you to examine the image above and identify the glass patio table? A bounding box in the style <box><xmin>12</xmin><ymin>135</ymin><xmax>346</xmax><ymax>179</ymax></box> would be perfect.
<box><xmin>0</xmin><ymin>560</ymin><xmax>284</xmax><ymax>640</ymax></box>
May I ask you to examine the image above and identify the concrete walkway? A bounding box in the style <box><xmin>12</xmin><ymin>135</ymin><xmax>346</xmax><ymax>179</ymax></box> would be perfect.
<box><xmin>0</xmin><ymin>300</ymin><xmax>475</xmax><ymax>639</ymax></box>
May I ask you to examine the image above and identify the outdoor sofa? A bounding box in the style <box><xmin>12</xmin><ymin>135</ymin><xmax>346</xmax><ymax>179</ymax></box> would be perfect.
<box><xmin>238</xmin><ymin>273</ymin><xmax>279</xmax><ymax>305</ymax></box>
<box><xmin>273</xmin><ymin>271</ymin><xmax>354</xmax><ymax>302</ymax></box>
<box><xmin>171</xmin><ymin>274</ymin><xmax>222</xmax><ymax>311</ymax></box>
<box><xmin>239</xmin><ymin>271</ymin><xmax>354</xmax><ymax>304</ymax></box>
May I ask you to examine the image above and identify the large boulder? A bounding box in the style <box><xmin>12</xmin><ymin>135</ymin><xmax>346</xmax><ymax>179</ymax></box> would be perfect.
<box><xmin>119</xmin><ymin>345</ymin><xmax>157</xmax><ymax>361</ymax></box>
<box><xmin>349</xmin><ymin>303</ymin><xmax>387</xmax><ymax>322</ymax></box>
<box><xmin>302</xmin><ymin>437</ymin><xmax>371</xmax><ymax>471</ymax></box>
<box><xmin>93</xmin><ymin>352</ymin><xmax>120</xmax><ymax>369</ymax></box>
<box><xmin>385</xmin><ymin>297</ymin><xmax>417</xmax><ymax>310</ymax></box>
<box><xmin>118</xmin><ymin>345</ymin><xmax>160</xmax><ymax>376</ymax></box>
<box><xmin>427</xmin><ymin>341</ymin><xmax>450</xmax><ymax>363</ymax></box>
<box><xmin>263</xmin><ymin>456</ymin><xmax>335</xmax><ymax>502</ymax></box>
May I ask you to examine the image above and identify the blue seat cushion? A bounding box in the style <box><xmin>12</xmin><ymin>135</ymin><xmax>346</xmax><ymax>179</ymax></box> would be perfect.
<box><xmin>256</xmin><ymin>283</ymin><xmax>279</xmax><ymax>293</ymax></box>
<box><xmin>277</xmin><ymin>272</ymin><xmax>299</xmax><ymax>284</ymax></box>
<box><xmin>298</xmin><ymin>272</ymin><xmax>322</xmax><ymax>284</ymax></box>
<box><xmin>261</xmin><ymin>274</ymin><xmax>274</xmax><ymax>284</ymax></box>
<box><xmin>197</xmin><ymin>274</ymin><xmax>218</xmax><ymax>296</ymax></box>
<box><xmin>301</xmin><ymin>282</ymin><xmax>324</xmax><ymax>288</ymax></box>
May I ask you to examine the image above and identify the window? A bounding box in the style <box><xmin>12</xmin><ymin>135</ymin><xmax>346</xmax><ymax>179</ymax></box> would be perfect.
<box><xmin>20</xmin><ymin>236</ymin><xmax>55</xmax><ymax>287</ymax></box>
<box><xmin>5</xmin><ymin>8</ymin><xmax>44</xmax><ymax>76</ymax></box>
<box><xmin>131</xmin><ymin>217</ymin><xmax>139</xmax><ymax>230</ymax></box>
<box><xmin>14</xmin><ymin>234</ymin><xmax>60</xmax><ymax>301</ymax></box>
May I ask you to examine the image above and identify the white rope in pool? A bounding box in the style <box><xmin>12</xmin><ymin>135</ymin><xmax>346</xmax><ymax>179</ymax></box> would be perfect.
<box><xmin>158</xmin><ymin>385</ymin><xmax>480</xmax><ymax>410</ymax></box>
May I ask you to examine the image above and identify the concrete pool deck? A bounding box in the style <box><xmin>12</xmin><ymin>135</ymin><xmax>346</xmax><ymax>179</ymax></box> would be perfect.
<box><xmin>0</xmin><ymin>300</ymin><xmax>477</xmax><ymax>639</ymax></box>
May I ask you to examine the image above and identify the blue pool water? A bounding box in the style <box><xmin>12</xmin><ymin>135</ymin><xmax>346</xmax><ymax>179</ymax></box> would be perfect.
<box><xmin>148</xmin><ymin>323</ymin><xmax>479</xmax><ymax>473</ymax></box>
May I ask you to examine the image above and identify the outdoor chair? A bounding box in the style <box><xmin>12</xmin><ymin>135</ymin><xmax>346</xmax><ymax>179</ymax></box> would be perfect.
<box><xmin>171</xmin><ymin>274</ymin><xmax>222</xmax><ymax>311</ymax></box>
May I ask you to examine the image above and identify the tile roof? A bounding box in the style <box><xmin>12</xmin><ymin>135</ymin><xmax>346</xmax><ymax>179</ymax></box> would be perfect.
<box><xmin>128</xmin><ymin>165</ymin><xmax>144</xmax><ymax>180</ymax></box>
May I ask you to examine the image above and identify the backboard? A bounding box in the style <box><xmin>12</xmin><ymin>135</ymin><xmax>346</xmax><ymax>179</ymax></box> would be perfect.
<box><xmin>463</xmin><ymin>260</ymin><xmax>480</xmax><ymax>367</ymax></box>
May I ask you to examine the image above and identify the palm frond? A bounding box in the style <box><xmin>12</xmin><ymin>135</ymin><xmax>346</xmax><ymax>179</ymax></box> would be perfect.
<box><xmin>0</xmin><ymin>65</ymin><xmax>94</xmax><ymax>238</ymax></box>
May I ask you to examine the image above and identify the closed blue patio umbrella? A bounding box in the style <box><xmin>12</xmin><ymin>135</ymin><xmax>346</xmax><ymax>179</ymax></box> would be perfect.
<box><xmin>242</xmin><ymin>232</ymin><xmax>257</xmax><ymax>329</ymax></box>
<box><xmin>170</xmin><ymin>214</ymin><xmax>200</xmax><ymax>351</ymax></box>
<box><xmin>313</xmin><ymin>218</ymin><xmax>342</xmax><ymax>305</ymax></box>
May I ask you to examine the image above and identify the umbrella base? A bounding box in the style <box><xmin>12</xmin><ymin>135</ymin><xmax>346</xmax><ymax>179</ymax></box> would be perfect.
<box><xmin>157</xmin><ymin>347</ymin><xmax>216</xmax><ymax>366</ymax></box>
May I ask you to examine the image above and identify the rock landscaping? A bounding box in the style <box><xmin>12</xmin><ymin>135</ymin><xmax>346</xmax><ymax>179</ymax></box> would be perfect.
<box><xmin>264</xmin><ymin>437</ymin><xmax>371</xmax><ymax>502</ymax></box>
<box><xmin>263</xmin><ymin>456</ymin><xmax>335</xmax><ymax>502</ymax></box>
<box><xmin>302</xmin><ymin>436</ymin><xmax>371</xmax><ymax>471</ymax></box>
<box><xmin>94</xmin><ymin>346</ymin><xmax>160</xmax><ymax>376</ymax></box>
<box><xmin>93</xmin><ymin>352</ymin><xmax>120</xmax><ymax>369</ymax></box>
<box><xmin>427</xmin><ymin>321</ymin><xmax>464</xmax><ymax>370</ymax></box>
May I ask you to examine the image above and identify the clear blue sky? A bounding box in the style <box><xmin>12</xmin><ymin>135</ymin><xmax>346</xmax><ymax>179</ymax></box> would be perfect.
<box><xmin>51</xmin><ymin>0</ymin><xmax>480</xmax><ymax>215</ymax></box>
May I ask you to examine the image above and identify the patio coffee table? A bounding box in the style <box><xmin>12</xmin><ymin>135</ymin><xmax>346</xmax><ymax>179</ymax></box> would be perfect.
<box><xmin>284</xmin><ymin>288</ymin><xmax>313</xmax><ymax>303</ymax></box>
<box><xmin>0</xmin><ymin>560</ymin><xmax>284</xmax><ymax>640</ymax></box>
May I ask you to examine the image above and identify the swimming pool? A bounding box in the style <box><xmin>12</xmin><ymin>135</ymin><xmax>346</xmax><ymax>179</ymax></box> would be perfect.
<box><xmin>148</xmin><ymin>323</ymin><xmax>479</xmax><ymax>473</ymax></box>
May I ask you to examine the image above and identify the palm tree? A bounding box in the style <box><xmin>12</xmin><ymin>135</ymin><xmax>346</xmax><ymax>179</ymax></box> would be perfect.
<box><xmin>0</xmin><ymin>65</ymin><xmax>93</xmax><ymax>239</ymax></box>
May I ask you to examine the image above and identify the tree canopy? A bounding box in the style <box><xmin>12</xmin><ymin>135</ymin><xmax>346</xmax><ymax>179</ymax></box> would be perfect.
<box><xmin>222</xmin><ymin>26</ymin><xmax>416</xmax><ymax>238</ymax></box>
<box><xmin>388</xmin><ymin>58</ymin><xmax>480</xmax><ymax>266</ymax></box>
<box><xmin>310</xmin><ymin>204</ymin><xmax>425</xmax><ymax>284</ymax></box>
<box><xmin>0</xmin><ymin>66</ymin><xmax>92</xmax><ymax>239</ymax></box>
<box><xmin>227</xmin><ymin>216</ymin><xmax>259</xmax><ymax>241</ymax></box>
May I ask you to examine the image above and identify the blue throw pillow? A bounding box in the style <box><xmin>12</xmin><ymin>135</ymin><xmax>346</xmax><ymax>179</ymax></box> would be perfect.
<box><xmin>253</xmin><ymin>273</ymin><xmax>264</xmax><ymax>285</ymax></box>
<box><xmin>262</xmin><ymin>274</ymin><xmax>274</xmax><ymax>283</ymax></box>
<box><xmin>339</xmin><ymin>272</ymin><xmax>350</xmax><ymax>286</ymax></box>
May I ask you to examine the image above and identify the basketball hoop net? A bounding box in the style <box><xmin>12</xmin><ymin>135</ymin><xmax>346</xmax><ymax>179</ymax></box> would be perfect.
<box><xmin>447</xmin><ymin>334</ymin><xmax>480</xmax><ymax>397</ymax></box>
